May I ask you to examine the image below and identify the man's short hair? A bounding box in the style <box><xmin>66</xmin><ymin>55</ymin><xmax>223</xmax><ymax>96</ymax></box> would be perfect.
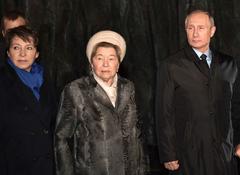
<box><xmin>185</xmin><ymin>7</ymin><xmax>215</xmax><ymax>28</ymax></box>
<box><xmin>1</xmin><ymin>10</ymin><xmax>27</xmax><ymax>31</ymax></box>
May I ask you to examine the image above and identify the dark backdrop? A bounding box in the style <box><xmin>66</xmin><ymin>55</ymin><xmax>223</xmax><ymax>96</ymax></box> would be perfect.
<box><xmin>1</xmin><ymin>0</ymin><xmax>240</xmax><ymax>174</ymax></box>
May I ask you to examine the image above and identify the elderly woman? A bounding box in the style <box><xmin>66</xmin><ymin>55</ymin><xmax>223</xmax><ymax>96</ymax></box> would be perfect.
<box><xmin>55</xmin><ymin>30</ymin><xmax>145</xmax><ymax>175</ymax></box>
<box><xmin>0</xmin><ymin>26</ymin><xmax>56</xmax><ymax>175</ymax></box>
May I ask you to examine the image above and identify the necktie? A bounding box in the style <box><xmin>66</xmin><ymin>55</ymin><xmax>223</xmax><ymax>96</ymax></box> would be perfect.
<box><xmin>199</xmin><ymin>54</ymin><xmax>209</xmax><ymax>75</ymax></box>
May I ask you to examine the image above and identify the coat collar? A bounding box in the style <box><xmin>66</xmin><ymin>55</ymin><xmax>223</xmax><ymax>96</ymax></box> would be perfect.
<box><xmin>88</xmin><ymin>73</ymin><xmax>130</xmax><ymax>113</ymax></box>
<box><xmin>184</xmin><ymin>45</ymin><xmax>218</xmax><ymax>78</ymax></box>
<box><xmin>4</xmin><ymin>63</ymin><xmax>53</xmax><ymax>127</ymax></box>
<box><xmin>115</xmin><ymin>77</ymin><xmax>131</xmax><ymax>113</ymax></box>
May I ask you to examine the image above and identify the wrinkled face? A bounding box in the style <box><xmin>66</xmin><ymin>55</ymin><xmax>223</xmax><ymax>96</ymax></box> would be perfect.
<box><xmin>185</xmin><ymin>12</ymin><xmax>216</xmax><ymax>53</ymax></box>
<box><xmin>91</xmin><ymin>47</ymin><xmax>120</xmax><ymax>85</ymax></box>
<box><xmin>2</xmin><ymin>17</ymin><xmax>26</xmax><ymax>36</ymax></box>
<box><xmin>7</xmin><ymin>36</ymin><xmax>39</xmax><ymax>72</ymax></box>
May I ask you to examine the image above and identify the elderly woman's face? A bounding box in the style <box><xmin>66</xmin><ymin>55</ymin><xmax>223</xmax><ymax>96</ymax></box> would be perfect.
<box><xmin>91</xmin><ymin>46</ymin><xmax>120</xmax><ymax>85</ymax></box>
<box><xmin>7</xmin><ymin>36</ymin><xmax>39</xmax><ymax>72</ymax></box>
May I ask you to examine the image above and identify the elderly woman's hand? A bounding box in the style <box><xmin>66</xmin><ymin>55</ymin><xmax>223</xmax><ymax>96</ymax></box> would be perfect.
<box><xmin>164</xmin><ymin>160</ymin><xmax>179</xmax><ymax>171</ymax></box>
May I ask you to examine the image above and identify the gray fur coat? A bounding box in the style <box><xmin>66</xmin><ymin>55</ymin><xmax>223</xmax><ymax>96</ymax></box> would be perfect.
<box><xmin>55</xmin><ymin>75</ymin><xmax>145</xmax><ymax>175</ymax></box>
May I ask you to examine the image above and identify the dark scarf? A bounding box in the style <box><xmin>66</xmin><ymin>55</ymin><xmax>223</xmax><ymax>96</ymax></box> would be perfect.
<box><xmin>7</xmin><ymin>58</ymin><xmax>44</xmax><ymax>100</ymax></box>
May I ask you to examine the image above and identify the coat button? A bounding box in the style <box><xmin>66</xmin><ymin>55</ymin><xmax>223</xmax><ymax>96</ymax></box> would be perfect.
<box><xmin>43</xmin><ymin>129</ymin><xmax>49</xmax><ymax>134</ymax></box>
<box><xmin>33</xmin><ymin>157</ymin><xmax>38</xmax><ymax>161</ymax></box>
<box><xmin>30</xmin><ymin>131</ymin><xmax>36</xmax><ymax>135</ymax></box>
<box><xmin>46</xmin><ymin>153</ymin><xmax>51</xmax><ymax>159</ymax></box>
<box><xmin>209</xmin><ymin>111</ymin><xmax>214</xmax><ymax>116</ymax></box>
<box><xmin>24</xmin><ymin>106</ymin><xmax>28</xmax><ymax>111</ymax></box>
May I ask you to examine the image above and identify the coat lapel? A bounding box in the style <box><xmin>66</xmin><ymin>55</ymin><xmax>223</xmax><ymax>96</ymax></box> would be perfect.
<box><xmin>184</xmin><ymin>46</ymin><xmax>210</xmax><ymax>78</ymax></box>
<box><xmin>6</xmin><ymin>64</ymin><xmax>40</xmax><ymax>114</ymax></box>
<box><xmin>89</xmin><ymin>75</ymin><xmax>115</xmax><ymax>110</ymax></box>
<box><xmin>209</xmin><ymin>49</ymin><xmax>220</xmax><ymax>74</ymax></box>
<box><xmin>115</xmin><ymin>77</ymin><xmax>130</xmax><ymax>113</ymax></box>
<box><xmin>5</xmin><ymin>64</ymin><xmax>51</xmax><ymax>127</ymax></box>
<box><xmin>89</xmin><ymin>75</ymin><xmax>130</xmax><ymax>113</ymax></box>
<box><xmin>94</xmin><ymin>84</ymin><xmax>115</xmax><ymax>110</ymax></box>
<box><xmin>38</xmin><ymin>77</ymin><xmax>55</xmax><ymax>127</ymax></box>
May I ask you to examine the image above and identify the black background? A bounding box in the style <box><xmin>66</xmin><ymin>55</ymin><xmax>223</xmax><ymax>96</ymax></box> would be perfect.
<box><xmin>1</xmin><ymin>0</ymin><xmax>240</xmax><ymax>174</ymax></box>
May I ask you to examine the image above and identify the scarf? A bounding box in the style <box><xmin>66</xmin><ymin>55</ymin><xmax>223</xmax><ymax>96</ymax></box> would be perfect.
<box><xmin>7</xmin><ymin>58</ymin><xmax>44</xmax><ymax>100</ymax></box>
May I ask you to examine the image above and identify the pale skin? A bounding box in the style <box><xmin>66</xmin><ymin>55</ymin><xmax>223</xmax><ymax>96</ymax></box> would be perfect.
<box><xmin>164</xmin><ymin>11</ymin><xmax>240</xmax><ymax>171</ymax></box>
<box><xmin>2</xmin><ymin>17</ymin><xmax>26</xmax><ymax>36</ymax></box>
<box><xmin>235</xmin><ymin>144</ymin><xmax>240</xmax><ymax>157</ymax></box>
<box><xmin>91</xmin><ymin>47</ymin><xmax>120</xmax><ymax>86</ymax></box>
<box><xmin>185</xmin><ymin>11</ymin><xmax>216</xmax><ymax>53</ymax></box>
<box><xmin>7</xmin><ymin>36</ymin><xmax>39</xmax><ymax>72</ymax></box>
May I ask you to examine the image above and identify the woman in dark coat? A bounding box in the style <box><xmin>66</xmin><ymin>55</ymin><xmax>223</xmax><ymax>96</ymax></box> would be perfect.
<box><xmin>0</xmin><ymin>26</ymin><xmax>56</xmax><ymax>175</ymax></box>
<box><xmin>55</xmin><ymin>30</ymin><xmax>145</xmax><ymax>175</ymax></box>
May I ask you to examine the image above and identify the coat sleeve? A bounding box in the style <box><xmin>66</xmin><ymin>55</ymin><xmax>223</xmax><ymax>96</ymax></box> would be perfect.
<box><xmin>124</xmin><ymin>82</ymin><xmax>146</xmax><ymax>175</ymax></box>
<box><xmin>232</xmin><ymin>59</ymin><xmax>240</xmax><ymax>147</ymax></box>
<box><xmin>0</xmin><ymin>89</ymin><xmax>6</xmax><ymax>175</ymax></box>
<box><xmin>54</xmin><ymin>84</ymin><xmax>78</xmax><ymax>175</ymax></box>
<box><xmin>155</xmin><ymin>60</ymin><xmax>178</xmax><ymax>163</ymax></box>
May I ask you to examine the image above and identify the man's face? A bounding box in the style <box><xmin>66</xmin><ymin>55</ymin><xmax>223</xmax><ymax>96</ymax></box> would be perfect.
<box><xmin>185</xmin><ymin>12</ymin><xmax>216</xmax><ymax>53</ymax></box>
<box><xmin>2</xmin><ymin>17</ymin><xmax>26</xmax><ymax>36</ymax></box>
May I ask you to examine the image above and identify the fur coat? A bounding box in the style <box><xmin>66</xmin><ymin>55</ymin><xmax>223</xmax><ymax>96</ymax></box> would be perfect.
<box><xmin>55</xmin><ymin>74</ymin><xmax>145</xmax><ymax>175</ymax></box>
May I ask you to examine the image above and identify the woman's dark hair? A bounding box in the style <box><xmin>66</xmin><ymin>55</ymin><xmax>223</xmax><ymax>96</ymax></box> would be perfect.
<box><xmin>90</xmin><ymin>42</ymin><xmax>121</xmax><ymax>63</ymax></box>
<box><xmin>5</xmin><ymin>25</ymin><xmax>38</xmax><ymax>50</ymax></box>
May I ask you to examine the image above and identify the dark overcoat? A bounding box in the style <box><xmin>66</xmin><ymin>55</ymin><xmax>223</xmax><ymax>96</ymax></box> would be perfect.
<box><xmin>0</xmin><ymin>37</ymin><xmax>6</xmax><ymax>68</ymax></box>
<box><xmin>155</xmin><ymin>45</ymin><xmax>238</xmax><ymax>175</ymax></box>
<box><xmin>55</xmin><ymin>75</ymin><xmax>145</xmax><ymax>175</ymax></box>
<box><xmin>0</xmin><ymin>63</ymin><xmax>56</xmax><ymax>175</ymax></box>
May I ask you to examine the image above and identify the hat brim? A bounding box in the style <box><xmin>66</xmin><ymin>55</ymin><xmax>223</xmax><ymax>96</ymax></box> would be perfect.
<box><xmin>86</xmin><ymin>30</ymin><xmax>126</xmax><ymax>62</ymax></box>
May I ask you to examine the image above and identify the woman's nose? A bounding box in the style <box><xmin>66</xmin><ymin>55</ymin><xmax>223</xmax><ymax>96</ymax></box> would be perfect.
<box><xmin>103</xmin><ymin>59</ymin><xmax>109</xmax><ymax>66</ymax></box>
<box><xmin>19</xmin><ymin>48</ymin><xmax>26</xmax><ymax>56</ymax></box>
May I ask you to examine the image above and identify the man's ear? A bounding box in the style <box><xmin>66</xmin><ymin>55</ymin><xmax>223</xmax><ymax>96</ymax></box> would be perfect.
<box><xmin>210</xmin><ymin>26</ymin><xmax>216</xmax><ymax>38</ymax></box>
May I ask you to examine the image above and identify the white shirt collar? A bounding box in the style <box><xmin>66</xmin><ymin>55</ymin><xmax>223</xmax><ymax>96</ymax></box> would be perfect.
<box><xmin>192</xmin><ymin>48</ymin><xmax>212</xmax><ymax>62</ymax></box>
<box><xmin>93</xmin><ymin>72</ymin><xmax>118</xmax><ymax>107</ymax></box>
<box><xmin>93</xmin><ymin>73</ymin><xmax>118</xmax><ymax>88</ymax></box>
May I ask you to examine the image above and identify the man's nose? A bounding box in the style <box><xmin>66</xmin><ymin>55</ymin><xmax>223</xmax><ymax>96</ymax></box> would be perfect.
<box><xmin>193</xmin><ymin>28</ymin><xmax>199</xmax><ymax>37</ymax></box>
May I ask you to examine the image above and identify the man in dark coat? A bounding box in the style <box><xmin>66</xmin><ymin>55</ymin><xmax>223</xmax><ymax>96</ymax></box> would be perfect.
<box><xmin>155</xmin><ymin>8</ymin><xmax>239</xmax><ymax>175</ymax></box>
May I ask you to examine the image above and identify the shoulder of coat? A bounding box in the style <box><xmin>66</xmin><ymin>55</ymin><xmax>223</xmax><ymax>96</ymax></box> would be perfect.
<box><xmin>213</xmin><ymin>50</ymin><xmax>235</xmax><ymax>65</ymax></box>
<box><xmin>64</xmin><ymin>76</ymin><xmax>91</xmax><ymax>91</ymax></box>
<box><xmin>118</xmin><ymin>75</ymin><xmax>133</xmax><ymax>86</ymax></box>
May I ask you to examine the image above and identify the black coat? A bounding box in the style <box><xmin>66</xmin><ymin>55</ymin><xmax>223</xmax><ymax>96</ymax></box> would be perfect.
<box><xmin>155</xmin><ymin>46</ymin><xmax>238</xmax><ymax>175</ymax></box>
<box><xmin>55</xmin><ymin>75</ymin><xmax>145</xmax><ymax>175</ymax></box>
<box><xmin>0</xmin><ymin>37</ymin><xmax>6</xmax><ymax>67</ymax></box>
<box><xmin>0</xmin><ymin>63</ymin><xmax>56</xmax><ymax>175</ymax></box>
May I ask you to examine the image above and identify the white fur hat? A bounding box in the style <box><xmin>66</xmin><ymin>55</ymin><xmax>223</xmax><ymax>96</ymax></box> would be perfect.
<box><xmin>86</xmin><ymin>30</ymin><xmax>126</xmax><ymax>62</ymax></box>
